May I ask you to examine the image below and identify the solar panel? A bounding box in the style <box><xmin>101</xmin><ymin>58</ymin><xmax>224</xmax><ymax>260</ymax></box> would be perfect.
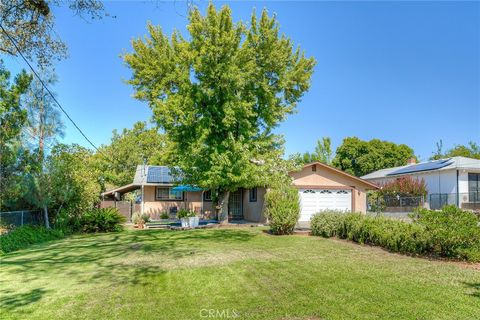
<box><xmin>387</xmin><ymin>159</ymin><xmax>453</xmax><ymax>176</ymax></box>
<box><xmin>146</xmin><ymin>166</ymin><xmax>173</xmax><ymax>183</ymax></box>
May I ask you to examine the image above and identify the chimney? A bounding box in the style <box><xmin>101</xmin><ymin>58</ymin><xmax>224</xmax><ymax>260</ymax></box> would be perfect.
<box><xmin>407</xmin><ymin>158</ymin><xmax>416</xmax><ymax>165</ymax></box>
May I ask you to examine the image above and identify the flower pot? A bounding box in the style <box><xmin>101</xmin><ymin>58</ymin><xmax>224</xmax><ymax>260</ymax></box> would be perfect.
<box><xmin>180</xmin><ymin>218</ymin><xmax>190</xmax><ymax>228</ymax></box>
<box><xmin>189</xmin><ymin>216</ymin><xmax>199</xmax><ymax>228</ymax></box>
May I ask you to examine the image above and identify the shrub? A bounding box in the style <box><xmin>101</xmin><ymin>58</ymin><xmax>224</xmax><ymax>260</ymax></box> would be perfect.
<box><xmin>366</xmin><ymin>190</ymin><xmax>386</xmax><ymax>213</ymax></box>
<box><xmin>379</xmin><ymin>176</ymin><xmax>428</xmax><ymax>197</ymax></box>
<box><xmin>80</xmin><ymin>208</ymin><xmax>126</xmax><ymax>233</ymax></box>
<box><xmin>339</xmin><ymin>214</ymin><xmax>429</xmax><ymax>254</ymax></box>
<box><xmin>310</xmin><ymin>206</ymin><xmax>480</xmax><ymax>262</ymax></box>
<box><xmin>414</xmin><ymin>205</ymin><xmax>480</xmax><ymax>260</ymax></box>
<box><xmin>160</xmin><ymin>212</ymin><xmax>169</xmax><ymax>219</ymax></box>
<box><xmin>311</xmin><ymin>210</ymin><xmax>348</xmax><ymax>237</ymax></box>
<box><xmin>132</xmin><ymin>212</ymin><xmax>150</xmax><ymax>224</ymax></box>
<box><xmin>0</xmin><ymin>225</ymin><xmax>65</xmax><ymax>255</ymax></box>
<box><xmin>264</xmin><ymin>185</ymin><xmax>300</xmax><ymax>235</ymax></box>
<box><xmin>177</xmin><ymin>209</ymin><xmax>196</xmax><ymax>219</ymax></box>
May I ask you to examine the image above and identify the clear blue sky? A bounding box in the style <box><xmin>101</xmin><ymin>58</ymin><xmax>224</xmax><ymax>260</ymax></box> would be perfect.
<box><xmin>5</xmin><ymin>1</ymin><xmax>480</xmax><ymax>161</ymax></box>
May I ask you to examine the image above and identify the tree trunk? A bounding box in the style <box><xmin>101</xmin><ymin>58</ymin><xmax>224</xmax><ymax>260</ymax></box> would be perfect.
<box><xmin>43</xmin><ymin>204</ymin><xmax>50</xmax><ymax>229</ymax></box>
<box><xmin>216</xmin><ymin>191</ymin><xmax>230</xmax><ymax>225</ymax></box>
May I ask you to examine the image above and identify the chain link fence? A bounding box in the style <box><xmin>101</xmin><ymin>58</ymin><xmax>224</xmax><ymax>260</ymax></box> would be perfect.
<box><xmin>0</xmin><ymin>210</ymin><xmax>44</xmax><ymax>228</ymax></box>
<box><xmin>368</xmin><ymin>192</ymin><xmax>480</xmax><ymax>213</ymax></box>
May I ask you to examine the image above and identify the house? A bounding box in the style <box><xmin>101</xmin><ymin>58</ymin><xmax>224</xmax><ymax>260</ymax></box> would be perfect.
<box><xmin>361</xmin><ymin>156</ymin><xmax>480</xmax><ymax>210</ymax></box>
<box><xmin>101</xmin><ymin>162</ymin><xmax>378</xmax><ymax>222</ymax></box>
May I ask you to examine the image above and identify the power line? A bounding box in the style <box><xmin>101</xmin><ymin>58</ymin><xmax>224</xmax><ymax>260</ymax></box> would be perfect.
<box><xmin>0</xmin><ymin>22</ymin><xmax>101</xmax><ymax>154</ymax></box>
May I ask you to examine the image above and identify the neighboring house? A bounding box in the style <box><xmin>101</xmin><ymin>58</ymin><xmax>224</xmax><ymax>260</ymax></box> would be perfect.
<box><xmin>361</xmin><ymin>156</ymin><xmax>480</xmax><ymax>210</ymax></box>
<box><xmin>101</xmin><ymin>162</ymin><xmax>378</xmax><ymax>222</ymax></box>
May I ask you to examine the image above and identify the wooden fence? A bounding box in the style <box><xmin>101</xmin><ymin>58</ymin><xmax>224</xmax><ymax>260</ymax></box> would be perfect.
<box><xmin>100</xmin><ymin>201</ymin><xmax>140</xmax><ymax>223</ymax></box>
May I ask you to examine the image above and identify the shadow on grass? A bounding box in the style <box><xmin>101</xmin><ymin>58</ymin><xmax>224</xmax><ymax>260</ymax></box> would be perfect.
<box><xmin>0</xmin><ymin>288</ymin><xmax>48</xmax><ymax>312</ymax></box>
<box><xmin>463</xmin><ymin>282</ymin><xmax>480</xmax><ymax>298</ymax></box>
<box><xmin>0</xmin><ymin>228</ymin><xmax>255</xmax><ymax>288</ymax></box>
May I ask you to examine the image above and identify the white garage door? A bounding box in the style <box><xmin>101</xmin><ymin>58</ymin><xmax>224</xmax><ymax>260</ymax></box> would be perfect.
<box><xmin>299</xmin><ymin>189</ymin><xmax>352</xmax><ymax>222</ymax></box>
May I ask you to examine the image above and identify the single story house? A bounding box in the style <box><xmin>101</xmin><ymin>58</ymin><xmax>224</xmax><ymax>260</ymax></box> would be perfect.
<box><xmin>101</xmin><ymin>162</ymin><xmax>378</xmax><ymax>222</ymax></box>
<box><xmin>361</xmin><ymin>156</ymin><xmax>480</xmax><ymax>210</ymax></box>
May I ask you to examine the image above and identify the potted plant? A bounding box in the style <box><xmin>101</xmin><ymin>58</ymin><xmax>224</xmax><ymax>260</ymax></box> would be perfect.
<box><xmin>188</xmin><ymin>212</ymin><xmax>199</xmax><ymax>228</ymax></box>
<box><xmin>132</xmin><ymin>212</ymin><xmax>150</xmax><ymax>229</ymax></box>
<box><xmin>177</xmin><ymin>209</ymin><xmax>191</xmax><ymax>228</ymax></box>
<box><xmin>177</xmin><ymin>209</ymin><xmax>198</xmax><ymax>228</ymax></box>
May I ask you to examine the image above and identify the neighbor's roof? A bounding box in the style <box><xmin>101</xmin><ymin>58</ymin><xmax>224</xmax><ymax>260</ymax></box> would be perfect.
<box><xmin>361</xmin><ymin>156</ymin><xmax>480</xmax><ymax>180</ymax></box>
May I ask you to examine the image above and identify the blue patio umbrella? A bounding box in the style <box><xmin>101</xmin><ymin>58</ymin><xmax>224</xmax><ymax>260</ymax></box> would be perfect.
<box><xmin>171</xmin><ymin>185</ymin><xmax>204</xmax><ymax>192</ymax></box>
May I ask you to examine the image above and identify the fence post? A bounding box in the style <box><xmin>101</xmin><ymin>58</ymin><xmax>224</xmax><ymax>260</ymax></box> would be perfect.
<box><xmin>21</xmin><ymin>210</ymin><xmax>24</xmax><ymax>226</ymax></box>
<box><xmin>130</xmin><ymin>201</ymin><xmax>133</xmax><ymax>223</ymax></box>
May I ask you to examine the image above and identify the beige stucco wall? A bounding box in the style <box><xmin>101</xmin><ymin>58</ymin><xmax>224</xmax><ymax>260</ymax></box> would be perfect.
<box><xmin>242</xmin><ymin>187</ymin><xmax>266</xmax><ymax>223</ymax></box>
<box><xmin>142</xmin><ymin>186</ymin><xmax>214</xmax><ymax>218</ymax></box>
<box><xmin>139</xmin><ymin>164</ymin><xmax>372</xmax><ymax>220</ymax></box>
<box><xmin>289</xmin><ymin>165</ymin><xmax>371</xmax><ymax>213</ymax></box>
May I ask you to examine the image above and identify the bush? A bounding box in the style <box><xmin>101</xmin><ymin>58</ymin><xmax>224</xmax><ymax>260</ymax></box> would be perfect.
<box><xmin>177</xmin><ymin>209</ymin><xmax>196</xmax><ymax>219</ymax></box>
<box><xmin>264</xmin><ymin>185</ymin><xmax>300</xmax><ymax>235</ymax></box>
<box><xmin>310</xmin><ymin>210</ymin><xmax>348</xmax><ymax>237</ymax></box>
<box><xmin>310</xmin><ymin>206</ymin><xmax>480</xmax><ymax>262</ymax></box>
<box><xmin>339</xmin><ymin>214</ymin><xmax>429</xmax><ymax>254</ymax></box>
<box><xmin>132</xmin><ymin>212</ymin><xmax>150</xmax><ymax>224</ymax></box>
<box><xmin>160</xmin><ymin>212</ymin><xmax>169</xmax><ymax>219</ymax></box>
<box><xmin>414</xmin><ymin>205</ymin><xmax>480</xmax><ymax>260</ymax></box>
<box><xmin>0</xmin><ymin>225</ymin><xmax>65</xmax><ymax>255</ymax></box>
<box><xmin>80</xmin><ymin>208</ymin><xmax>126</xmax><ymax>233</ymax></box>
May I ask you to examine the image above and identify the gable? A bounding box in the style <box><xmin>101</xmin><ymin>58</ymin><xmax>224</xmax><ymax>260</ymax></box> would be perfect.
<box><xmin>289</xmin><ymin>163</ymin><xmax>378</xmax><ymax>190</ymax></box>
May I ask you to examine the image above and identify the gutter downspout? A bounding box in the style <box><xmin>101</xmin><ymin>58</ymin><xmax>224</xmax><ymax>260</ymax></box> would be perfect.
<box><xmin>201</xmin><ymin>190</ymin><xmax>204</xmax><ymax>216</ymax></box>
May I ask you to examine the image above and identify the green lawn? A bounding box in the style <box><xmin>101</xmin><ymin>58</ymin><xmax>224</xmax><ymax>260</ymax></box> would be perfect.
<box><xmin>1</xmin><ymin>228</ymin><xmax>479</xmax><ymax>320</ymax></box>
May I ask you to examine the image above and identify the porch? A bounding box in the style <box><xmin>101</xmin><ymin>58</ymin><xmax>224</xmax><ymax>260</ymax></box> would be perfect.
<box><xmin>101</xmin><ymin>185</ymin><xmax>249</xmax><ymax>222</ymax></box>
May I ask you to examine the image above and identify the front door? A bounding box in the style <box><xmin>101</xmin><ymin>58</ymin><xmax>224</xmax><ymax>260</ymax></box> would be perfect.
<box><xmin>228</xmin><ymin>190</ymin><xmax>243</xmax><ymax>220</ymax></box>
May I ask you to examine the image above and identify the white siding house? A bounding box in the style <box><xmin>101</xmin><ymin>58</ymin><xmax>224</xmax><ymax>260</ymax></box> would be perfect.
<box><xmin>361</xmin><ymin>157</ymin><xmax>480</xmax><ymax>210</ymax></box>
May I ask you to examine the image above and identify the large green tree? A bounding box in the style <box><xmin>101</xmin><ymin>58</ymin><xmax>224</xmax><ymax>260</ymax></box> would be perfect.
<box><xmin>24</xmin><ymin>143</ymin><xmax>101</xmax><ymax>227</ymax></box>
<box><xmin>94</xmin><ymin>121</ymin><xmax>166</xmax><ymax>188</ymax></box>
<box><xmin>124</xmin><ymin>4</ymin><xmax>315</xmax><ymax>222</ymax></box>
<box><xmin>20</xmin><ymin>69</ymin><xmax>64</xmax><ymax>227</ymax></box>
<box><xmin>332</xmin><ymin>137</ymin><xmax>415</xmax><ymax>177</ymax></box>
<box><xmin>0</xmin><ymin>61</ymin><xmax>33</xmax><ymax>210</ymax></box>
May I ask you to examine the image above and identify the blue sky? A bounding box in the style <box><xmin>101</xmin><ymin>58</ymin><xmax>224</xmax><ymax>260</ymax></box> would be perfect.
<box><xmin>5</xmin><ymin>1</ymin><xmax>479</xmax><ymax>161</ymax></box>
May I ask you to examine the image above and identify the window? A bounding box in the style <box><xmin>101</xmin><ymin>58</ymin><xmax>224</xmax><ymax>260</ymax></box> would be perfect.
<box><xmin>249</xmin><ymin>188</ymin><xmax>257</xmax><ymax>202</ymax></box>
<box><xmin>312</xmin><ymin>164</ymin><xmax>316</xmax><ymax>172</ymax></box>
<box><xmin>203</xmin><ymin>190</ymin><xmax>212</xmax><ymax>202</ymax></box>
<box><xmin>155</xmin><ymin>187</ymin><xmax>183</xmax><ymax>201</ymax></box>
<box><xmin>468</xmin><ymin>173</ymin><xmax>480</xmax><ymax>202</ymax></box>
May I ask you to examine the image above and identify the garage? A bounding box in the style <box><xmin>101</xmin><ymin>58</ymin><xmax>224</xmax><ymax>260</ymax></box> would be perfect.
<box><xmin>299</xmin><ymin>188</ymin><xmax>352</xmax><ymax>222</ymax></box>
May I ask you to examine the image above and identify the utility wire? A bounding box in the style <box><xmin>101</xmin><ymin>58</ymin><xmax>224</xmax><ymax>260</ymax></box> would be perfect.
<box><xmin>0</xmin><ymin>22</ymin><xmax>101</xmax><ymax>153</ymax></box>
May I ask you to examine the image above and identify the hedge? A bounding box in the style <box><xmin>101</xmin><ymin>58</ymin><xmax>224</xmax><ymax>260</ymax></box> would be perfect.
<box><xmin>0</xmin><ymin>225</ymin><xmax>66</xmax><ymax>255</ymax></box>
<box><xmin>311</xmin><ymin>206</ymin><xmax>480</xmax><ymax>262</ymax></box>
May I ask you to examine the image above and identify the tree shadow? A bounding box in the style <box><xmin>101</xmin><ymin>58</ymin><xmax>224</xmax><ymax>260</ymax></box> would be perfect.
<box><xmin>463</xmin><ymin>282</ymin><xmax>480</xmax><ymax>298</ymax></box>
<box><xmin>0</xmin><ymin>228</ymin><xmax>256</xmax><ymax>287</ymax></box>
<box><xmin>0</xmin><ymin>288</ymin><xmax>48</xmax><ymax>312</ymax></box>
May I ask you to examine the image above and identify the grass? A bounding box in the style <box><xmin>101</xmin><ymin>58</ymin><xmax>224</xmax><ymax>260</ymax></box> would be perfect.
<box><xmin>0</xmin><ymin>227</ymin><xmax>479</xmax><ymax>320</ymax></box>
